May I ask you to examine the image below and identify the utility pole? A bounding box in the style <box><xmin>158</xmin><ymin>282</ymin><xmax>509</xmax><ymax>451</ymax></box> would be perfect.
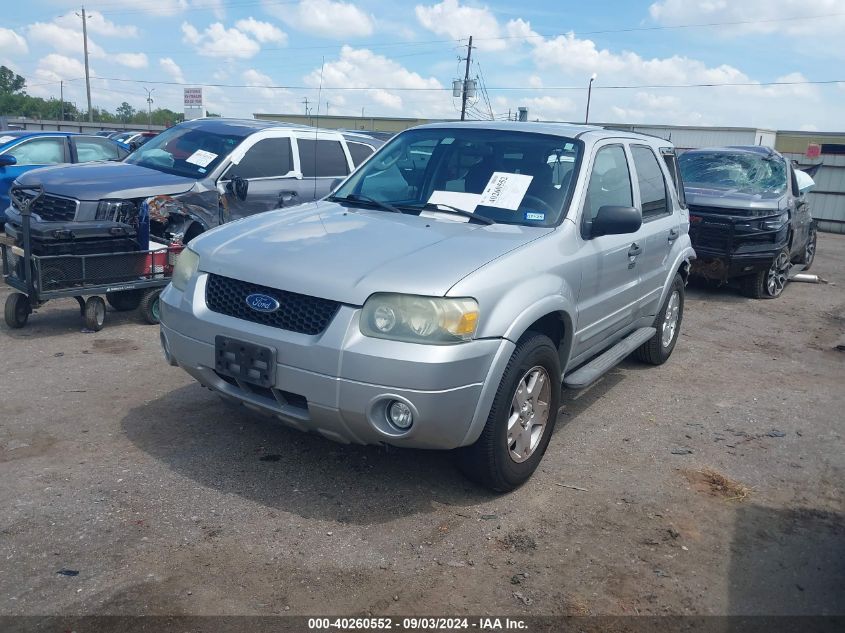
<box><xmin>144</xmin><ymin>87</ymin><xmax>154</xmax><ymax>129</ymax></box>
<box><xmin>60</xmin><ymin>81</ymin><xmax>64</xmax><ymax>123</ymax></box>
<box><xmin>302</xmin><ymin>97</ymin><xmax>310</xmax><ymax>116</ymax></box>
<box><xmin>460</xmin><ymin>36</ymin><xmax>473</xmax><ymax>121</ymax></box>
<box><xmin>78</xmin><ymin>6</ymin><xmax>93</xmax><ymax>122</ymax></box>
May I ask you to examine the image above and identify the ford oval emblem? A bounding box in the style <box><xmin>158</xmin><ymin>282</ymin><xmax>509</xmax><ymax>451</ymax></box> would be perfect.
<box><xmin>245</xmin><ymin>293</ymin><xmax>280</xmax><ymax>313</ymax></box>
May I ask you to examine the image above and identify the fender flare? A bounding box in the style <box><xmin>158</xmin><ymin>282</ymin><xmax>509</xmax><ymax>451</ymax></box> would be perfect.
<box><xmin>658</xmin><ymin>246</ymin><xmax>695</xmax><ymax>309</ymax></box>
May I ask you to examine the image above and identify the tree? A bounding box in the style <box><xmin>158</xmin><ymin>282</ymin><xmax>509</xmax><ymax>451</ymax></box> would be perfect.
<box><xmin>116</xmin><ymin>101</ymin><xmax>135</xmax><ymax>124</ymax></box>
<box><xmin>0</xmin><ymin>66</ymin><xmax>25</xmax><ymax>95</ymax></box>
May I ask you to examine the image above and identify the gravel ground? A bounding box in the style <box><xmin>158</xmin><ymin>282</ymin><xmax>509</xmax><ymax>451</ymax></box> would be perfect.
<box><xmin>1</xmin><ymin>233</ymin><xmax>843</xmax><ymax>617</ymax></box>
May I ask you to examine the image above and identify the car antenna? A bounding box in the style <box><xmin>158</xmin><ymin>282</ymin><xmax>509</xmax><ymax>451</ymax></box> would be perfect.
<box><xmin>313</xmin><ymin>56</ymin><xmax>325</xmax><ymax>201</ymax></box>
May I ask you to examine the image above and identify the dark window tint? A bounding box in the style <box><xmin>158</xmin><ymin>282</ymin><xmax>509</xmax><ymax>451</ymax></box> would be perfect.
<box><xmin>631</xmin><ymin>145</ymin><xmax>669</xmax><ymax>218</ymax></box>
<box><xmin>298</xmin><ymin>139</ymin><xmax>349</xmax><ymax>177</ymax></box>
<box><xmin>347</xmin><ymin>142</ymin><xmax>374</xmax><ymax>166</ymax></box>
<box><xmin>7</xmin><ymin>137</ymin><xmax>66</xmax><ymax>165</ymax></box>
<box><xmin>74</xmin><ymin>137</ymin><xmax>121</xmax><ymax>162</ymax></box>
<box><xmin>584</xmin><ymin>144</ymin><xmax>632</xmax><ymax>223</ymax></box>
<box><xmin>661</xmin><ymin>150</ymin><xmax>685</xmax><ymax>208</ymax></box>
<box><xmin>228</xmin><ymin>137</ymin><xmax>292</xmax><ymax>179</ymax></box>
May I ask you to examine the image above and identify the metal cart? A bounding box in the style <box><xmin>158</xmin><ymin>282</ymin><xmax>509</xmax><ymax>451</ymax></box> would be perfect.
<box><xmin>2</xmin><ymin>188</ymin><xmax>182</xmax><ymax>331</ymax></box>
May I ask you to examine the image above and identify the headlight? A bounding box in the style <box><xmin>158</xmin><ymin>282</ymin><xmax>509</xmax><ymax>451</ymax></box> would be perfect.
<box><xmin>170</xmin><ymin>247</ymin><xmax>199</xmax><ymax>292</ymax></box>
<box><xmin>96</xmin><ymin>199</ymin><xmax>136</xmax><ymax>222</ymax></box>
<box><xmin>360</xmin><ymin>293</ymin><xmax>479</xmax><ymax>344</ymax></box>
<box><xmin>762</xmin><ymin>212</ymin><xmax>789</xmax><ymax>231</ymax></box>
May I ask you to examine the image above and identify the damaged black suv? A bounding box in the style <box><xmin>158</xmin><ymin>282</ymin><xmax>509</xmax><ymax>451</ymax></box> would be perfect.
<box><xmin>679</xmin><ymin>146</ymin><xmax>816</xmax><ymax>299</ymax></box>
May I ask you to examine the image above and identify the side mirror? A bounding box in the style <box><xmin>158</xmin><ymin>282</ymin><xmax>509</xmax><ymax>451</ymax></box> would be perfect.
<box><xmin>0</xmin><ymin>154</ymin><xmax>17</xmax><ymax>167</ymax></box>
<box><xmin>226</xmin><ymin>176</ymin><xmax>249</xmax><ymax>201</ymax></box>
<box><xmin>591</xmin><ymin>205</ymin><xmax>642</xmax><ymax>238</ymax></box>
<box><xmin>128</xmin><ymin>141</ymin><xmax>141</xmax><ymax>152</ymax></box>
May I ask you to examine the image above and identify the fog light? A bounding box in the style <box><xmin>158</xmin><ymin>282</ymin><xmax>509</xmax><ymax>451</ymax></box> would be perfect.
<box><xmin>387</xmin><ymin>400</ymin><xmax>413</xmax><ymax>430</ymax></box>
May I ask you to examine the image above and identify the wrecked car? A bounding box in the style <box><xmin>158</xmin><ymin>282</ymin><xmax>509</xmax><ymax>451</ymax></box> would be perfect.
<box><xmin>3</xmin><ymin>118</ymin><xmax>383</xmax><ymax>244</ymax></box>
<box><xmin>679</xmin><ymin>146</ymin><xmax>816</xmax><ymax>299</ymax></box>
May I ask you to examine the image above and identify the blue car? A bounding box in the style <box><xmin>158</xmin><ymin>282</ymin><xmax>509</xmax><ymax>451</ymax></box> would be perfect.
<box><xmin>0</xmin><ymin>131</ymin><xmax>130</xmax><ymax>226</ymax></box>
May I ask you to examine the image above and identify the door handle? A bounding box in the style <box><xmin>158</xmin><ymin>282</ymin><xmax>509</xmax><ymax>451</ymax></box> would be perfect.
<box><xmin>668</xmin><ymin>228</ymin><xmax>680</xmax><ymax>242</ymax></box>
<box><xmin>628</xmin><ymin>243</ymin><xmax>642</xmax><ymax>257</ymax></box>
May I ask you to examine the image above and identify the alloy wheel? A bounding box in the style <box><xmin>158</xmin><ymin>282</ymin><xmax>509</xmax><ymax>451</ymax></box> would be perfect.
<box><xmin>506</xmin><ymin>366</ymin><xmax>551</xmax><ymax>463</ymax></box>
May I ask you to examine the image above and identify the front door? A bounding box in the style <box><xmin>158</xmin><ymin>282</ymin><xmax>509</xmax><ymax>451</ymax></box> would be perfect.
<box><xmin>292</xmin><ymin>134</ymin><xmax>353</xmax><ymax>202</ymax></box>
<box><xmin>573</xmin><ymin>142</ymin><xmax>644</xmax><ymax>358</ymax></box>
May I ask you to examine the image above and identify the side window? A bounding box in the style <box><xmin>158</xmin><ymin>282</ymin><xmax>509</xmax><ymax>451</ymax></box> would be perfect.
<box><xmin>631</xmin><ymin>145</ymin><xmax>669</xmax><ymax>219</ymax></box>
<box><xmin>583</xmin><ymin>144</ymin><xmax>633</xmax><ymax>226</ymax></box>
<box><xmin>298</xmin><ymin>139</ymin><xmax>349</xmax><ymax>178</ymax></box>
<box><xmin>7</xmin><ymin>138</ymin><xmax>66</xmax><ymax>165</ymax></box>
<box><xmin>74</xmin><ymin>137</ymin><xmax>120</xmax><ymax>162</ymax></box>
<box><xmin>228</xmin><ymin>137</ymin><xmax>293</xmax><ymax>179</ymax></box>
<box><xmin>347</xmin><ymin>142</ymin><xmax>374</xmax><ymax>167</ymax></box>
<box><xmin>661</xmin><ymin>149</ymin><xmax>685</xmax><ymax>208</ymax></box>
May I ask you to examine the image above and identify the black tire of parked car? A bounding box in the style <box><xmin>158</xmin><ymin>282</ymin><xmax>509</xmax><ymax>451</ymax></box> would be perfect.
<box><xmin>740</xmin><ymin>247</ymin><xmax>791</xmax><ymax>299</ymax></box>
<box><xmin>83</xmin><ymin>296</ymin><xmax>106</xmax><ymax>332</ymax></box>
<box><xmin>139</xmin><ymin>288</ymin><xmax>162</xmax><ymax>325</ymax></box>
<box><xmin>797</xmin><ymin>226</ymin><xmax>817</xmax><ymax>271</ymax></box>
<box><xmin>4</xmin><ymin>292</ymin><xmax>31</xmax><ymax>329</ymax></box>
<box><xmin>636</xmin><ymin>272</ymin><xmax>685</xmax><ymax>365</ymax></box>
<box><xmin>106</xmin><ymin>290</ymin><xmax>143</xmax><ymax>312</ymax></box>
<box><xmin>457</xmin><ymin>332</ymin><xmax>561</xmax><ymax>492</ymax></box>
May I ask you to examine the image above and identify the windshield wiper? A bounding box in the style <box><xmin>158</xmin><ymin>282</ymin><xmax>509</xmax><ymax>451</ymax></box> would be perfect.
<box><xmin>329</xmin><ymin>193</ymin><xmax>403</xmax><ymax>214</ymax></box>
<box><xmin>402</xmin><ymin>202</ymin><xmax>495</xmax><ymax>225</ymax></box>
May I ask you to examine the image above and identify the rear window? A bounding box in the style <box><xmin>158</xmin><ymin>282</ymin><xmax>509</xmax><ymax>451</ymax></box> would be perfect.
<box><xmin>347</xmin><ymin>141</ymin><xmax>375</xmax><ymax>167</ymax></box>
<box><xmin>298</xmin><ymin>139</ymin><xmax>349</xmax><ymax>178</ymax></box>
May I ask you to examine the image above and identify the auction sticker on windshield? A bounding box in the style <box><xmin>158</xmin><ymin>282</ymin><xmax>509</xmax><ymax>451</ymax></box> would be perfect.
<box><xmin>186</xmin><ymin>149</ymin><xmax>218</xmax><ymax>168</ymax></box>
<box><xmin>479</xmin><ymin>172</ymin><xmax>533</xmax><ymax>210</ymax></box>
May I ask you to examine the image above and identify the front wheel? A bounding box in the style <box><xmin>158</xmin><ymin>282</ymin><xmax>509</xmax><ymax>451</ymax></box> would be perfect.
<box><xmin>636</xmin><ymin>273</ymin><xmax>685</xmax><ymax>365</ymax></box>
<box><xmin>83</xmin><ymin>296</ymin><xmax>106</xmax><ymax>331</ymax></box>
<box><xmin>457</xmin><ymin>332</ymin><xmax>561</xmax><ymax>492</ymax></box>
<box><xmin>798</xmin><ymin>226</ymin><xmax>817</xmax><ymax>271</ymax></box>
<box><xmin>139</xmin><ymin>288</ymin><xmax>162</xmax><ymax>325</ymax></box>
<box><xmin>740</xmin><ymin>248</ymin><xmax>790</xmax><ymax>299</ymax></box>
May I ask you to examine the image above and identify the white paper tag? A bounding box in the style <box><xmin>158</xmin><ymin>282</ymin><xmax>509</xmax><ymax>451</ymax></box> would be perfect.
<box><xmin>427</xmin><ymin>190</ymin><xmax>481</xmax><ymax>212</ymax></box>
<box><xmin>479</xmin><ymin>172</ymin><xmax>533</xmax><ymax>210</ymax></box>
<box><xmin>185</xmin><ymin>149</ymin><xmax>218</xmax><ymax>167</ymax></box>
<box><xmin>0</xmin><ymin>135</ymin><xmax>16</xmax><ymax>144</ymax></box>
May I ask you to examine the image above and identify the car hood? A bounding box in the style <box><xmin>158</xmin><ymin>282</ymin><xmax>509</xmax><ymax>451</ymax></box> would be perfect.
<box><xmin>191</xmin><ymin>201</ymin><xmax>551</xmax><ymax>305</ymax></box>
<box><xmin>684</xmin><ymin>186</ymin><xmax>785</xmax><ymax>215</ymax></box>
<box><xmin>14</xmin><ymin>162</ymin><xmax>198</xmax><ymax>200</ymax></box>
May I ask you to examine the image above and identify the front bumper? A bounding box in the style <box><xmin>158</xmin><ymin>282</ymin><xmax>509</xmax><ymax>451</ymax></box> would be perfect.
<box><xmin>159</xmin><ymin>273</ymin><xmax>514</xmax><ymax>450</ymax></box>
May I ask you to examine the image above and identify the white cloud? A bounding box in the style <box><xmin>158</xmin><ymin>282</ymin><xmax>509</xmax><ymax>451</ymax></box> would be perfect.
<box><xmin>114</xmin><ymin>53</ymin><xmax>148</xmax><ymax>69</ymax></box>
<box><xmin>181</xmin><ymin>22</ymin><xmax>261</xmax><ymax>58</ymax></box>
<box><xmin>159</xmin><ymin>57</ymin><xmax>186</xmax><ymax>83</ymax></box>
<box><xmin>235</xmin><ymin>17</ymin><xmax>287</xmax><ymax>44</ymax></box>
<box><xmin>27</xmin><ymin>21</ymin><xmax>105</xmax><ymax>58</ymax></box>
<box><xmin>32</xmin><ymin>54</ymin><xmax>87</xmax><ymax>84</ymax></box>
<box><xmin>649</xmin><ymin>0</ymin><xmax>845</xmax><ymax>39</ymax></box>
<box><xmin>415</xmin><ymin>0</ymin><xmax>530</xmax><ymax>51</ymax></box>
<box><xmin>54</xmin><ymin>11</ymin><xmax>139</xmax><ymax>38</ymax></box>
<box><xmin>0</xmin><ymin>28</ymin><xmax>28</xmax><ymax>55</ymax></box>
<box><xmin>266</xmin><ymin>0</ymin><xmax>374</xmax><ymax>39</ymax></box>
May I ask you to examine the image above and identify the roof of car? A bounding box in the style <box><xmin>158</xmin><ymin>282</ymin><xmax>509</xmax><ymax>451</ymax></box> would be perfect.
<box><xmin>0</xmin><ymin>131</ymin><xmax>81</xmax><ymax>143</ymax></box>
<box><xmin>408</xmin><ymin>120</ymin><xmax>673</xmax><ymax>145</ymax></box>
<box><xmin>177</xmin><ymin>117</ymin><xmax>382</xmax><ymax>142</ymax></box>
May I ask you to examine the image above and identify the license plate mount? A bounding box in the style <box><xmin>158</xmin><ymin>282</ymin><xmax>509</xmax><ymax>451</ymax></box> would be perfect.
<box><xmin>215</xmin><ymin>336</ymin><xmax>276</xmax><ymax>388</ymax></box>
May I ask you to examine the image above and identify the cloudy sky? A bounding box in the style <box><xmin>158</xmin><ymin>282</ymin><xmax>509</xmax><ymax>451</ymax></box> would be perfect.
<box><xmin>3</xmin><ymin>0</ymin><xmax>844</xmax><ymax>130</ymax></box>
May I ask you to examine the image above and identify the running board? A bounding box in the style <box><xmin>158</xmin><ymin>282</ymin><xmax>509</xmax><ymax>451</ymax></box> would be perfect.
<box><xmin>563</xmin><ymin>327</ymin><xmax>656</xmax><ymax>389</ymax></box>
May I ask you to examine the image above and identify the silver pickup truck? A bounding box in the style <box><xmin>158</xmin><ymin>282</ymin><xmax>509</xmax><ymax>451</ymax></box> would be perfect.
<box><xmin>160</xmin><ymin>122</ymin><xmax>694</xmax><ymax>491</ymax></box>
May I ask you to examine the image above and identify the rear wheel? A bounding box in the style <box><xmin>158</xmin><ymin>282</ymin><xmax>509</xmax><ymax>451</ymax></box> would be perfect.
<box><xmin>4</xmin><ymin>293</ymin><xmax>31</xmax><ymax>329</ymax></box>
<box><xmin>636</xmin><ymin>273</ymin><xmax>684</xmax><ymax>365</ymax></box>
<box><xmin>740</xmin><ymin>248</ymin><xmax>790</xmax><ymax>299</ymax></box>
<box><xmin>83</xmin><ymin>296</ymin><xmax>106</xmax><ymax>331</ymax></box>
<box><xmin>106</xmin><ymin>289</ymin><xmax>142</xmax><ymax>312</ymax></box>
<box><xmin>458</xmin><ymin>332</ymin><xmax>560</xmax><ymax>492</ymax></box>
<box><xmin>139</xmin><ymin>288</ymin><xmax>162</xmax><ymax>325</ymax></box>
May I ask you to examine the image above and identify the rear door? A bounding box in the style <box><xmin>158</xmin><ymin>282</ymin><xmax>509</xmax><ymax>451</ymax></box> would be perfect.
<box><xmin>71</xmin><ymin>136</ymin><xmax>127</xmax><ymax>162</ymax></box>
<box><xmin>573</xmin><ymin>142</ymin><xmax>643</xmax><ymax>358</ymax></box>
<box><xmin>629</xmin><ymin>144</ymin><xmax>681</xmax><ymax>318</ymax></box>
<box><xmin>293</xmin><ymin>133</ymin><xmax>352</xmax><ymax>201</ymax></box>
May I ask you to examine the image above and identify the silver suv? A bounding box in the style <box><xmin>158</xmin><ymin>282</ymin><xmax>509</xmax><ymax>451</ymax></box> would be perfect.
<box><xmin>160</xmin><ymin>122</ymin><xmax>694</xmax><ymax>491</ymax></box>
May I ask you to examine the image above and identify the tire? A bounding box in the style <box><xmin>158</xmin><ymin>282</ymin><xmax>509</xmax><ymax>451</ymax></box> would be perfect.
<box><xmin>798</xmin><ymin>226</ymin><xmax>817</xmax><ymax>271</ymax></box>
<box><xmin>457</xmin><ymin>332</ymin><xmax>561</xmax><ymax>492</ymax></box>
<box><xmin>106</xmin><ymin>289</ymin><xmax>142</xmax><ymax>312</ymax></box>
<box><xmin>740</xmin><ymin>248</ymin><xmax>790</xmax><ymax>299</ymax></box>
<box><xmin>83</xmin><ymin>296</ymin><xmax>106</xmax><ymax>331</ymax></box>
<box><xmin>139</xmin><ymin>288</ymin><xmax>162</xmax><ymax>325</ymax></box>
<box><xmin>636</xmin><ymin>273</ymin><xmax>685</xmax><ymax>366</ymax></box>
<box><xmin>4</xmin><ymin>293</ymin><xmax>31</xmax><ymax>329</ymax></box>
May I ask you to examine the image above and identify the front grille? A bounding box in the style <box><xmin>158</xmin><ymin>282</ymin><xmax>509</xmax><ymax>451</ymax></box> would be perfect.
<box><xmin>12</xmin><ymin>190</ymin><xmax>77</xmax><ymax>222</ymax></box>
<box><xmin>689</xmin><ymin>222</ymin><xmax>732</xmax><ymax>253</ymax></box>
<box><xmin>205</xmin><ymin>274</ymin><xmax>340</xmax><ymax>335</ymax></box>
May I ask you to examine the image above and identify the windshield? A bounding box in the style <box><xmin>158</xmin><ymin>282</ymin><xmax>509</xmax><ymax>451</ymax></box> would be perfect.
<box><xmin>333</xmin><ymin>127</ymin><xmax>582</xmax><ymax>226</ymax></box>
<box><xmin>679</xmin><ymin>151</ymin><xmax>787</xmax><ymax>196</ymax></box>
<box><xmin>124</xmin><ymin>125</ymin><xmax>248</xmax><ymax>179</ymax></box>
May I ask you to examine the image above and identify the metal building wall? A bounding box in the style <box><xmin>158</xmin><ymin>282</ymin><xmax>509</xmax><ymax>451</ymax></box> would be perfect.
<box><xmin>784</xmin><ymin>152</ymin><xmax>845</xmax><ymax>235</ymax></box>
<box><xmin>603</xmin><ymin>124</ymin><xmax>776</xmax><ymax>150</ymax></box>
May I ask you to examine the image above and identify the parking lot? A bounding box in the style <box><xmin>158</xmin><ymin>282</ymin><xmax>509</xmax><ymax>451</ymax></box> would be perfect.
<box><xmin>1</xmin><ymin>233</ymin><xmax>843</xmax><ymax>617</ymax></box>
